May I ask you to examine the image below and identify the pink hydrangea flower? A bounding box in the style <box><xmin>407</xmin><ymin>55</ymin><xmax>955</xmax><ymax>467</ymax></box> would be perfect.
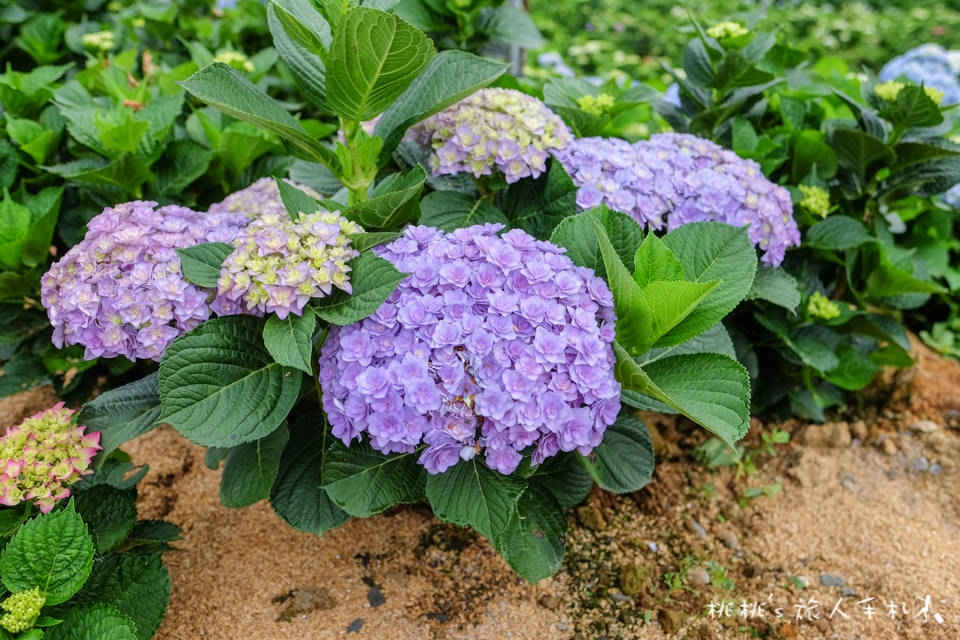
<box><xmin>0</xmin><ymin>403</ymin><xmax>101</xmax><ymax>513</ymax></box>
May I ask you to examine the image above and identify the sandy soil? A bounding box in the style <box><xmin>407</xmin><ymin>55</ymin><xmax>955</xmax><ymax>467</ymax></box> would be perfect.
<box><xmin>2</xmin><ymin>337</ymin><xmax>958</xmax><ymax>639</ymax></box>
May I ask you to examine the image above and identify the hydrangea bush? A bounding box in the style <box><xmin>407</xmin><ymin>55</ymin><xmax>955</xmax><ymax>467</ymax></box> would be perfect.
<box><xmin>0</xmin><ymin>403</ymin><xmax>100</xmax><ymax>513</ymax></box>
<box><xmin>44</xmin><ymin>3</ymin><xmax>761</xmax><ymax>585</ymax></box>
<box><xmin>879</xmin><ymin>44</ymin><xmax>960</xmax><ymax>105</ymax></box>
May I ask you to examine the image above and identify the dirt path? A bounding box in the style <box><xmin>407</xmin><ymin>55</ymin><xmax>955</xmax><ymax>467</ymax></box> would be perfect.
<box><xmin>2</xmin><ymin>338</ymin><xmax>958</xmax><ymax>639</ymax></box>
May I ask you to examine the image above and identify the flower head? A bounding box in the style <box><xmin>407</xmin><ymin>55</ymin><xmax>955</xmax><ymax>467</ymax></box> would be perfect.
<box><xmin>554</xmin><ymin>133</ymin><xmax>801</xmax><ymax>266</ymax></box>
<box><xmin>213</xmin><ymin>209</ymin><xmax>363</xmax><ymax>319</ymax></box>
<box><xmin>880</xmin><ymin>44</ymin><xmax>960</xmax><ymax>105</ymax></box>
<box><xmin>706</xmin><ymin>21</ymin><xmax>749</xmax><ymax>40</ymax></box>
<box><xmin>213</xmin><ymin>50</ymin><xmax>254</xmax><ymax>72</ymax></box>
<box><xmin>41</xmin><ymin>201</ymin><xmax>248</xmax><ymax>361</ymax></box>
<box><xmin>0</xmin><ymin>587</ymin><xmax>45</xmax><ymax>634</ymax></box>
<box><xmin>797</xmin><ymin>184</ymin><xmax>830</xmax><ymax>218</ymax></box>
<box><xmin>207</xmin><ymin>177</ymin><xmax>323</xmax><ymax>220</ymax></box>
<box><xmin>576</xmin><ymin>93</ymin><xmax>616</xmax><ymax>116</ymax></box>
<box><xmin>0</xmin><ymin>403</ymin><xmax>101</xmax><ymax>514</ymax></box>
<box><xmin>318</xmin><ymin>224</ymin><xmax>620</xmax><ymax>476</ymax></box>
<box><xmin>808</xmin><ymin>291</ymin><xmax>841</xmax><ymax>320</ymax></box>
<box><xmin>81</xmin><ymin>30</ymin><xmax>115</xmax><ymax>52</ymax></box>
<box><xmin>409</xmin><ymin>88</ymin><xmax>573</xmax><ymax>184</ymax></box>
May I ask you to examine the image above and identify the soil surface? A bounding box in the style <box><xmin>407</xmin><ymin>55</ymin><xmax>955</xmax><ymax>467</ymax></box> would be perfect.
<box><xmin>2</xmin><ymin>337</ymin><xmax>959</xmax><ymax>639</ymax></box>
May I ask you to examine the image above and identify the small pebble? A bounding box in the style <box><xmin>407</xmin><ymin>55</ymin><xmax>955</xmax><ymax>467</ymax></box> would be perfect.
<box><xmin>819</xmin><ymin>574</ymin><xmax>845</xmax><ymax>587</ymax></box>
<box><xmin>882</xmin><ymin>438</ymin><xmax>898</xmax><ymax>455</ymax></box>
<box><xmin>795</xmin><ymin>575</ymin><xmax>811</xmax><ymax>588</ymax></box>
<box><xmin>610</xmin><ymin>592</ymin><xmax>633</xmax><ymax>602</ymax></box>
<box><xmin>367</xmin><ymin>586</ymin><xmax>385</xmax><ymax>608</ymax></box>
<box><xmin>346</xmin><ymin>618</ymin><xmax>363</xmax><ymax>633</ymax></box>
<box><xmin>647</xmin><ymin>542</ymin><xmax>659</xmax><ymax>552</ymax></box>
<box><xmin>687</xmin><ymin>567</ymin><xmax>711</xmax><ymax>585</ymax></box>
<box><xmin>689</xmin><ymin>520</ymin><xmax>707</xmax><ymax>539</ymax></box>
<box><xmin>911</xmin><ymin>457</ymin><xmax>930</xmax><ymax>473</ymax></box>
<box><xmin>841</xmin><ymin>586</ymin><xmax>857</xmax><ymax>597</ymax></box>
<box><xmin>910</xmin><ymin>420</ymin><xmax>941</xmax><ymax>433</ymax></box>
<box><xmin>718</xmin><ymin>530</ymin><xmax>739</xmax><ymax>549</ymax></box>
<box><xmin>929</xmin><ymin>463</ymin><xmax>943</xmax><ymax>475</ymax></box>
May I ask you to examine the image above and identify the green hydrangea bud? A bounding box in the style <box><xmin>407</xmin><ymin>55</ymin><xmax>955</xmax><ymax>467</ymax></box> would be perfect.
<box><xmin>875</xmin><ymin>80</ymin><xmax>944</xmax><ymax>105</ymax></box>
<box><xmin>706</xmin><ymin>21</ymin><xmax>749</xmax><ymax>39</ymax></box>
<box><xmin>213</xmin><ymin>51</ymin><xmax>254</xmax><ymax>72</ymax></box>
<box><xmin>797</xmin><ymin>185</ymin><xmax>830</xmax><ymax>218</ymax></box>
<box><xmin>81</xmin><ymin>30</ymin><xmax>115</xmax><ymax>52</ymax></box>
<box><xmin>0</xmin><ymin>587</ymin><xmax>45</xmax><ymax>633</ymax></box>
<box><xmin>576</xmin><ymin>93</ymin><xmax>616</xmax><ymax>116</ymax></box>
<box><xmin>808</xmin><ymin>292</ymin><xmax>841</xmax><ymax>320</ymax></box>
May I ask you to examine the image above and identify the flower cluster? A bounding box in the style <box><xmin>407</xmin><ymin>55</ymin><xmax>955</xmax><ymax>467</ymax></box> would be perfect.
<box><xmin>807</xmin><ymin>292</ymin><xmax>841</xmax><ymax>320</ymax></box>
<box><xmin>408</xmin><ymin>88</ymin><xmax>573</xmax><ymax>184</ymax></box>
<box><xmin>81</xmin><ymin>30</ymin><xmax>115</xmax><ymax>52</ymax></box>
<box><xmin>554</xmin><ymin>133</ymin><xmax>800</xmax><ymax>266</ymax></box>
<box><xmin>207</xmin><ymin>177</ymin><xmax>323</xmax><ymax>220</ymax></box>
<box><xmin>0</xmin><ymin>403</ymin><xmax>101</xmax><ymax>514</ymax></box>
<box><xmin>874</xmin><ymin>79</ymin><xmax>944</xmax><ymax>105</ymax></box>
<box><xmin>41</xmin><ymin>201</ymin><xmax>248</xmax><ymax>361</ymax></box>
<box><xmin>0</xmin><ymin>588</ymin><xmax>44</xmax><ymax>634</ymax></box>
<box><xmin>797</xmin><ymin>184</ymin><xmax>831</xmax><ymax>218</ymax></box>
<box><xmin>576</xmin><ymin>93</ymin><xmax>615</xmax><ymax>116</ymax></box>
<box><xmin>706</xmin><ymin>21</ymin><xmax>749</xmax><ymax>40</ymax></box>
<box><xmin>213</xmin><ymin>210</ymin><xmax>363</xmax><ymax>319</ymax></box>
<box><xmin>318</xmin><ymin>224</ymin><xmax>620</xmax><ymax>476</ymax></box>
<box><xmin>880</xmin><ymin>44</ymin><xmax>960</xmax><ymax>106</ymax></box>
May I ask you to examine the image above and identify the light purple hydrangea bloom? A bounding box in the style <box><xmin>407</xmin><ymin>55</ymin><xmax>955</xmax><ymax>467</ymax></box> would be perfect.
<box><xmin>408</xmin><ymin>88</ymin><xmax>573</xmax><ymax>184</ymax></box>
<box><xmin>317</xmin><ymin>224</ymin><xmax>621</xmax><ymax>476</ymax></box>
<box><xmin>41</xmin><ymin>201</ymin><xmax>248</xmax><ymax>361</ymax></box>
<box><xmin>207</xmin><ymin>177</ymin><xmax>323</xmax><ymax>219</ymax></box>
<box><xmin>554</xmin><ymin>133</ymin><xmax>800</xmax><ymax>266</ymax></box>
<box><xmin>213</xmin><ymin>209</ymin><xmax>363</xmax><ymax>319</ymax></box>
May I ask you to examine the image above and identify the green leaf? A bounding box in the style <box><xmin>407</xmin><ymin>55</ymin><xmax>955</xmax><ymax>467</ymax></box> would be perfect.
<box><xmin>276</xmin><ymin>178</ymin><xmax>321</xmax><ymax>221</ymax></box>
<box><xmin>661</xmin><ymin>222</ymin><xmax>758</xmax><ymax>346</ymax></box>
<box><xmin>327</xmin><ymin>7</ymin><xmax>434</xmax><ymax>122</ymax></box>
<box><xmin>548</xmin><ymin>206</ymin><xmax>644</xmax><ymax>276</ymax></box>
<box><xmin>312</xmin><ymin>251</ymin><xmax>408</xmax><ymax>325</ymax></box>
<box><xmin>426</xmin><ymin>457</ymin><xmax>526</xmax><ymax>543</ymax></box>
<box><xmin>344</xmin><ymin>165</ymin><xmax>425</xmax><ymax>229</ymax></box>
<box><xmin>73</xmin><ymin>485</ymin><xmax>138</xmax><ymax>554</ymax></box>
<box><xmin>0</xmin><ymin>502</ymin><xmax>94</xmax><ymax>605</ymax></box>
<box><xmin>45</xmin><ymin>604</ymin><xmax>137</xmax><ymax>640</ymax></box>
<box><xmin>475</xmin><ymin>4</ymin><xmax>543</xmax><ymax>48</ymax></box>
<box><xmin>73</xmin><ymin>458</ymin><xmax>148</xmax><ymax>493</ymax></box>
<box><xmin>269</xmin><ymin>415</ymin><xmax>350</xmax><ymax>536</ymax></box>
<box><xmin>76</xmin><ymin>374</ymin><xmax>161</xmax><ymax>462</ymax></box>
<box><xmin>180</xmin><ymin>63</ymin><xmax>337</xmax><ymax>167</ymax></box>
<box><xmin>268</xmin><ymin>2</ymin><xmax>330</xmax><ymax>112</ymax></box>
<box><xmin>375</xmin><ymin>50</ymin><xmax>507</xmax><ymax>161</ymax></box>
<box><xmin>0</xmin><ymin>193</ymin><xmax>31</xmax><ymax>270</ymax></box>
<box><xmin>220</xmin><ymin>424</ymin><xmax>291</xmax><ymax>508</ymax></box>
<box><xmin>175</xmin><ymin>242</ymin><xmax>234</xmax><ymax>289</ymax></box>
<box><xmin>746</xmin><ymin>266</ymin><xmax>801</xmax><ymax>312</ymax></box>
<box><xmin>529</xmin><ymin>453</ymin><xmax>594</xmax><ymax>509</ymax></box>
<box><xmin>121</xmin><ymin>520</ymin><xmax>183</xmax><ymax>554</ymax></box>
<box><xmin>682</xmin><ymin>38</ymin><xmax>714</xmax><ymax>87</ymax></box>
<box><xmin>805</xmin><ymin>216</ymin><xmax>873</xmax><ymax>251</ymax></box>
<box><xmin>581</xmin><ymin>411</ymin><xmax>654</xmax><ymax>493</ymax></box>
<box><xmin>150</xmin><ymin>139</ymin><xmax>213</xmax><ymax>197</ymax></box>
<box><xmin>632</xmin><ymin>232</ymin><xmax>684</xmax><ymax>288</ymax></box>
<box><xmin>419</xmin><ymin>191</ymin><xmax>508</xmax><ymax>231</ymax></box>
<box><xmin>614</xmin><ymin>343</ymin><xmax>750</xmax><ymax>448</ymax></box>
<box><xmin>494</xmin><ymin>485</ymin><xmax>565</xmax><ymax>583</ymax></box>
<box><xmin>263</xmin><ymin>309</ymin><xmax>316</xmax><ymax>375</ymax></box>
<box><xmin>823</xmin><ymin>342</ymin><xmax>878</xmax><ymax>391</ymax></box>
<box><xmin>44</xmin><ymin>153</ymin><xmax>153</xmax><ymax>197</ymax></box>
<box><xmin>351</xmin><ymin>231</ymin><xmax>401</xmax><ymax>252</ymax></box>
<box><xmin>878</xmin><ymin>84</ymin><xmax>943</xmax><ymax>129</ymax></box>
<box><xmin>502</xmin><ymin>160</ymin><xmax>578</xmax><ymax>240</ymax></box>
<box><xmin>322</xmin><ymin>440</ymin><xmax>426</xmax><ymax>517</ymax></box>
<box><xmin>74</xmin><ymin>554</ymin><xmax>170</xmax><ymax>640</ymax></box>
<box><xmin>709</xmin><ymin>51</ymin><xmax>775</xmax><ymax>91</ymax></box>
<box><xmin>831</xmin><ymin>128</ymin><xmax>894</xmax><ymax>180</ymax></box>
<box><xmin>158</xmin><ymin>316</ymin><xmax>303</xmax><ymax>447</ymax></box>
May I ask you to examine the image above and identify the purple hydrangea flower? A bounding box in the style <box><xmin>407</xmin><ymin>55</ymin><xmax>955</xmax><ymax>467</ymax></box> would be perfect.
<box><xmin>554</xmin><ymin>133</ymin><xmax>800</xmax><ymax>266</ymax></box>
<box><xmin>41</xmin><ymin>201</ymin><xmax>248</xmax><ymax>361</ymax></box>
<box><xmin>207</xmin><ymin>177</ymin><xmax>324</xmax><ymax>219</ymax></box>
<box><xmin>212</xmin><ymin>209</ymin><xmax>363</xmax><ymax>319</ymax></box>
<box><xmin>318</xmin><ymin>224</ymin><xmax>621</xmax><ymax>476</ymax></box>
<box><xmin>408</xmin><ymin>88</ymin><xmax>573</xmax><ymax>184</ymax></box>
<box><xmin>0</xmin><ymin>402</ymin><xmax>101</xmax><ymax>514</ymax></box>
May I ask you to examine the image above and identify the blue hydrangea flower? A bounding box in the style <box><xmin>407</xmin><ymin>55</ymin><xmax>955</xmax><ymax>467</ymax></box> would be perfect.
<box><xmin>41</xmin><ymin>201</ymin><xmax>248</xmax><ymax>361</ymax></box>
<box><xmin>554</xmin><ymin>133</ymin><xmax>800</xmax><ymax>266</ymax></box>
<box><xmin>943</xmin><ymin>183</ymin><xmax>960</xmax><ymax>209</ymax></box>
<box><xmin>880</xmin><ymin>44</ymin><xmax>960</xmax><ymax>106</ymax></box>
<box><xmin>663</xmin><ymin>83</ymin><xmax>681</xmax><ymax>107</ymax></box>
<box><xmin>408</xmin><ymin>88</ymin><xmax>573</xmax><ymax>184</ymax></box>
<box><xmin>317</xmin><ymin>224</ymin><xmax>620</xmax><ymax>476</ymax></box>
<box><xmin>213</xmin><ymin>209</ymin><xmax>363</xmax><ymax>319</ymax></box>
